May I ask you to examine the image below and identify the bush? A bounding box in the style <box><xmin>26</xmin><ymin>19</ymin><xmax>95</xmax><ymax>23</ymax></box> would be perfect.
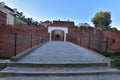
<box><xmin>98</xmin><ymin>52</ymin><xmax>120</xmax><ymax>67</ymax></box>
<box><xmin>0</xmin><ymin>57</ymin><xmax>10</xmax><ymax>60</ymax></box>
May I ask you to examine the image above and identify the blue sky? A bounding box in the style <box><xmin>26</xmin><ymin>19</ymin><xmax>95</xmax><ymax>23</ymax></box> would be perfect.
<box><xmin>1</xmin><ymin>0</ymin><xmax>120</xmax><ymax>29</ymax></box>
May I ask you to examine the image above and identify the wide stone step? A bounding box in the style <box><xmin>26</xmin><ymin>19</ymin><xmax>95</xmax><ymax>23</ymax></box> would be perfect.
<box><xmin>7</xmin><ymin>62</ymin><xmax>108</xmax><ymax>68</ymax></box>
<box><xmin>0</xmin><ymin>66</ymin><xmax>120</xmax><ymax>77</ymax></box>
<box><xmin>1</xmin><ymin>75</ymin><xmax>120</xmax><ymax>80</ymax></box>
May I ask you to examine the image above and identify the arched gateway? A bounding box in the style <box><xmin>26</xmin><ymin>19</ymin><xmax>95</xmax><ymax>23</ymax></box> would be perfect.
<box><xmin>48</xmin><ymin>26</ymin><xmax>68</xmax><ymax>41</ymax></box>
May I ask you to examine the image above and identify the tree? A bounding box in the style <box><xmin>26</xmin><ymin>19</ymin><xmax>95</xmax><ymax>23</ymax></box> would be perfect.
<box><xmin>32</xmin><ymin>21</ymin><xmax>39</xmax><ymax>26</ymax></box>
<box><xmin>26</xmin><ymin>18</ymin><xmax>33</xmax><ymax>25</ymax></box>
<box><xmin>16</xmin><ymin>21</ymin><xmax>25</xmax><ymax>26</ymax></box>
<box><xmin>91</xmin><ymin>11</ymin><xmax>112</xmax><ymax>28</ymax></box>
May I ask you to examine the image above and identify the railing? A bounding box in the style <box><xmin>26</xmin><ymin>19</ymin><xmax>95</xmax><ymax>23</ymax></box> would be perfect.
<box><xmin>68</xmin><ymin>35</ymin><xmax>120</xmax><ymax>53</ymax></box>
<box><xmin>14</xmin><ymin>32</ymin><xmax>49</xmax><ymax>56</ymax></box>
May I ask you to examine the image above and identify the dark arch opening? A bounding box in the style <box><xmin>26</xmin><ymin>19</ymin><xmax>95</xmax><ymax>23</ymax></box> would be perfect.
<box><xmin>51</xmin><ymin>30</ymin><xmax>64</xmax><ymax>41</ymax></box>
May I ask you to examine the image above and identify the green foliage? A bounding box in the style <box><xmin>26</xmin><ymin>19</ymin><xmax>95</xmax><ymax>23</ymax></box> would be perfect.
<box><xmin>16</xmin><ymin>21</ymin><xmax>25</xmax><ymax>26</ymax></box>
<box><xmin>0</xmin><ymin>57</ymin><xmax>10</xmax><ymax>60</ymax></box>
<box><xmin>32</xmin><ymin>21</ymin><xmax>39</xmax><ymax>25</ymax></box>
<box><xmin>98</xmin><ymin>52</ymin><xmax>120</xmax><ymax>67</ymax></box>
<box><xmin>27</xmin><ymin>18</ymin><xmax>33</xmax><ymax>25</ymax></box>
<box><xmin>92</xmin><ymin>11</ymin><xmax>112</xmax><ymax>28</ymax></box>
<box><xmin>110</xmin><ymin>56</ymin><xmax>120</xmax><ymax>67</ymax></box>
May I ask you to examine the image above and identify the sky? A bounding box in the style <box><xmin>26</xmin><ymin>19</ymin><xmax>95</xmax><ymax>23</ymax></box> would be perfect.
<box><xmin>1</xmin><ymin>0</ymin><xmax>120</xmax><ymax>30</ymax></box>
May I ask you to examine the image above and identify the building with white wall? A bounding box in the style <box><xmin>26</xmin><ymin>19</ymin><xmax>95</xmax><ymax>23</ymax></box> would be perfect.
<box><xmin>0</xmin><ymin>2</ymin><xmax>27</xmax><ymax>26</ymax></box>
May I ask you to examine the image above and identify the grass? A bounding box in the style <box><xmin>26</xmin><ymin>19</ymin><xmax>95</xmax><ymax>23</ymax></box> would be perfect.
<box><xmin>110</xmin><ymin>56</ymin><xmax>120</xmax><ymax>67</ymax></box>
<box><xmin>98</xmin><ymin>52</ymin><xmax>120</xmax><ymax>67</ymax></box>
<box><xmin>0</xmin><ymin>57</ymin><xmax>10</xmax><ymax>60</ymax></box>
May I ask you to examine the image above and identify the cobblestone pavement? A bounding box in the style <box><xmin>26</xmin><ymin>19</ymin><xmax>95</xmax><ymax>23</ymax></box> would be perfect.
<box><xmin>18</xmin><ymin>41</ymin><xmax>105</xmax><ymax>63</ymax></box>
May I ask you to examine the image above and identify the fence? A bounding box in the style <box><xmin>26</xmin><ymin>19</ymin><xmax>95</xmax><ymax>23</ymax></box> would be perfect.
<box><xmin>68</xmin><ymin>35</ymin><xmax>120</xmax><ymax>53</ymax></box>
<box><xmin>14</xmin><ymin>32</ymin><xmax>49</xmax><ymax>56</ymax></box>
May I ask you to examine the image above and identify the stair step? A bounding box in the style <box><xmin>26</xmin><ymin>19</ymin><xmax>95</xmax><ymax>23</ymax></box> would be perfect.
<box><xmin>7</xmin><ymin>62</ymin><xmax>108</xmax><ymax>68</ymax></box>
<box><xmin>1</xmin><ymin>74</ymin><xmax>120</xmax><ymax>80</ymax></box>
<box><xmin>0</xmin><ymin>67</ymin><xmax>120</xmax><ymax>76</ymax></box>
<box><xmin>0</xmin><ymin>74</ymin><xmax>120</xmax><ymax>80</ymax></box>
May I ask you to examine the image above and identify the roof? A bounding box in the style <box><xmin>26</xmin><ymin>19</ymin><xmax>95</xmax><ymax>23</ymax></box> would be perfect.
<box><xmin>5</xmin><ymin>5</ymin><xmax>14</xmax><ymax>12</ymax></box>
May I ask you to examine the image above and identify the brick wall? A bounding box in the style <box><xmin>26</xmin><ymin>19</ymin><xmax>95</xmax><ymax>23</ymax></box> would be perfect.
<box><xmin>0</xmin><ymin>11</ymin><xmax>7</xmax><ymax>26</ymax></box>
<box><xmin>0</xmin><ymin>24</ymin><xmax>120</xmax><ymax>57</ymax></box>
<box><xmin>51</xmin><ymin>20</ymin><xmax>75</xmax><ymax>28</ymax></box>
<box><xmin>0</xmin><ymin>25</ymin><xmax>49</xmax><ymax>57</ymax></box>
<box><xmin>102</xmin><ymin>29</ymin><xmax>120</xmax><ymax>52</ymax></box>
<box><xmin>67</xmin><ymin>26</ymin><xmax>120</xmax><ymax>53</ymax></box>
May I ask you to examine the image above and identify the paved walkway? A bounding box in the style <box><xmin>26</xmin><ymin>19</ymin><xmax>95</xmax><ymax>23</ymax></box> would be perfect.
<box><xmin>18</xmin><ymin>41</ymin><xmax>105</xmax><ymax>63</ymax></box>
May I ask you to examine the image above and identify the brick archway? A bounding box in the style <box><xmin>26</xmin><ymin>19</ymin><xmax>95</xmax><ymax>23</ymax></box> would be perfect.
<box><xmin>51</xmin><ymin>30</ymin><xmax>64</xmax><ymax>41</ymax></box>
<box><xmin>48</xmin><ymin>26</ymin><xmax>68</xmax><ymax>41</ymax></box>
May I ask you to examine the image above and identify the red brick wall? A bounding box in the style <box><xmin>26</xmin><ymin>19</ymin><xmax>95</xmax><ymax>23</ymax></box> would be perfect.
<box><xmin>0</xmin><ymin>24</ymin><xmax>120</xmax><ymax>57</ymax></box>
<box><xmin>0</xmin><ymin>11</ymin><xmax>6</xmax><ymax>26</ymax></box>
<box><xmin>51</xmin><ymin>20</ymin><xmax>75</xmax><ymax>28</ymax></box>
<box><xmin>66</xmin><ymin>26</ymin><xmax>120</xmax><ymax>53</ymax></box>
<box><xmin>0</xmin><ymin>25</ymin><xmax>49</xmax><ymax>57</ymax></box>
<box><xmin>102</xmin><ymin>30</ymin><xmax>120</xmax><ymax>52</ymax></box>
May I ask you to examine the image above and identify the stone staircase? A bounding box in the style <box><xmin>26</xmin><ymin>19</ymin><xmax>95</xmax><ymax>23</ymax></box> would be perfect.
<box><xmin>0</xmin><ymin>41</ymin><xmax>120</xmax><ymax>80</ymax></box>
<box><xmin>0</xmin><ymin>62</ymin><xmax>120</xmax><ymax>80</ymax></box>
